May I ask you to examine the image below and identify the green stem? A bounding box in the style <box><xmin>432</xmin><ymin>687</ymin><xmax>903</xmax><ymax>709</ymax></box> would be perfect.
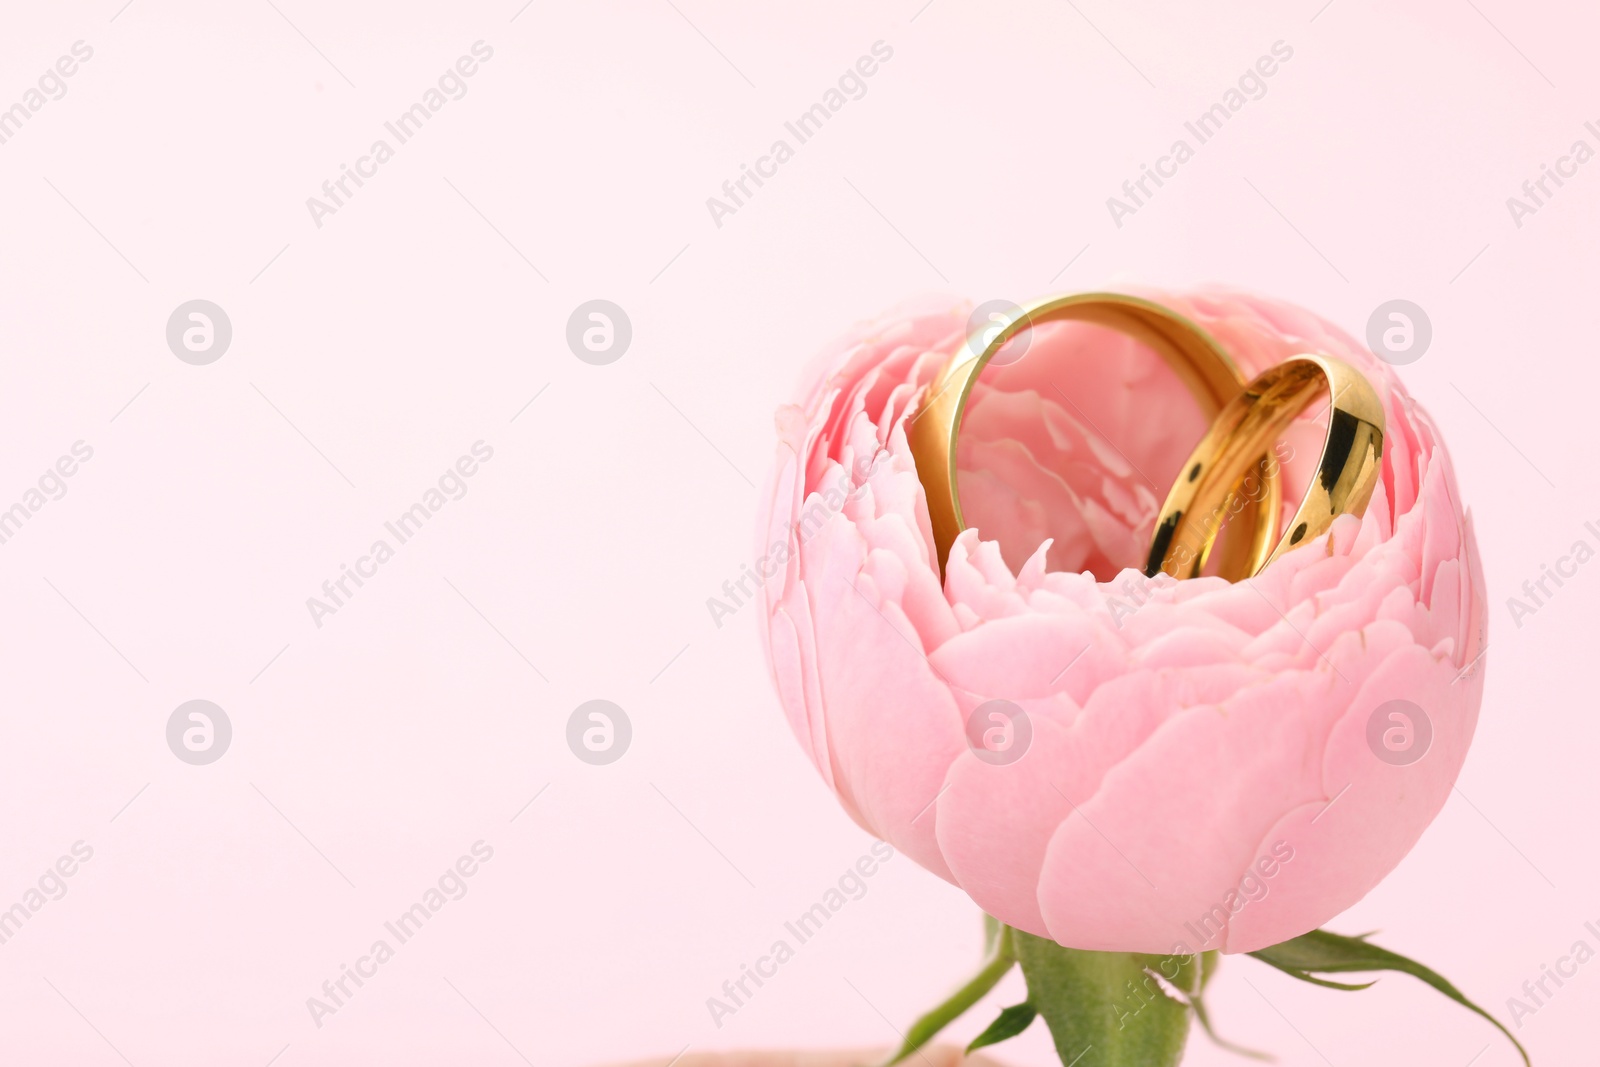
<box><xmin>1011</xmin><ymin>931</ymin><xmax>1193</xmax><ymax>1067</ymax></box>
<box><xmin>874</xmin><ymin>924</ymin><xmax>1017</xmax><ymax>1067</ymax></box>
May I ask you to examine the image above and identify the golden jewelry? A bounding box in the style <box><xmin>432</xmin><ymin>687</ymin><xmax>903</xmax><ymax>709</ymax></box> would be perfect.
<box><xmin>1144</xmin><ymin>354</ymin><xmax>1385</xmax><ymax>580</ymax></box>
<box><xmin>907</xmin><ymin>293</ymin><xmax>1281</xmax><ymax>580</ymax></box>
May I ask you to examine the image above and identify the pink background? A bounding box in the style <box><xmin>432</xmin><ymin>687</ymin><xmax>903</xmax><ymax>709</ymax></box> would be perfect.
<box><xmin>0</xmin><ymin>0</ymin><xmax>1592</xmax><ymax>1064</ymax></box>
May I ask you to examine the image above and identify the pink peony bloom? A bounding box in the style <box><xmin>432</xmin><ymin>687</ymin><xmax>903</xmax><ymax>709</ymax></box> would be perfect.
<box><xmin>756</xmin><ymin>289</ymin><xmax>1485</xmax><ymax>955</ymax></box>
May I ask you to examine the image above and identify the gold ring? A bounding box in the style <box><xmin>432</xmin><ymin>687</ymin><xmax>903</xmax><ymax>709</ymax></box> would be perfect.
<box><xmin>1144</xmin><ymin>354</ymin><xmax>1386</xmax><ymax>580</ymax></box>
<box><xmin>907</xmin><ymin>293</ymin><xmax>1281</xmax><ymax>580</ymax></box>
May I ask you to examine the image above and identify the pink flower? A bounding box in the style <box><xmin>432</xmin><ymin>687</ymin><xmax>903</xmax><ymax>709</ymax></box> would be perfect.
<box><xmin>756</xmin><ymin>289</ymin><xmax>1485</xmax><ymax>955</ymax></box>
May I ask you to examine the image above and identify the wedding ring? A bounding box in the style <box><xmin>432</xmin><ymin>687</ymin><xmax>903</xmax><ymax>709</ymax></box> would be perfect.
<box><xmin>908</xmin><ymin>293</ymin><xmax>1281</xmax><ymax>580</ymax></box>
<box><xmin>1144</xmin><ymin>354</ymin><xmax>1385</xmax><ymax>580</ymax></box>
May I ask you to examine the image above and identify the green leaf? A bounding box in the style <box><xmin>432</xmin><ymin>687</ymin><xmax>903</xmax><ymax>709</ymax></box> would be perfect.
<box><xmin>983</xmin><ymin>912</ymin><xmax>1006</xmax><ymax>956</ymax></box>
<box><xmin>1248</xmin><ymin>929</ymin><xmax>1530</xmax><ymax>1066</ymax></box>
<box><xmin>966</xmin><ymin>1003</ymin><xmax>1038</xmax><ymax>1053</ymax></box>
<box><xmin>1013</xmin><ymin>930</ymin><xmax>1192</xmax><ymax>1067</ymax></box>
<box><xmin>873</xmin><ymin>923</ymin><xmax>1017</xmax><ymax>1067</ymax></box>
<box><xmin>1186</xmin><ymin>969</ymin><xmax>1273</xmax><ymax>1061</ymax></box>
<box><xmin>1167</xmin><ymin>952</ymin><xmax>1204</xmax><ymax>997</ymax></box>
